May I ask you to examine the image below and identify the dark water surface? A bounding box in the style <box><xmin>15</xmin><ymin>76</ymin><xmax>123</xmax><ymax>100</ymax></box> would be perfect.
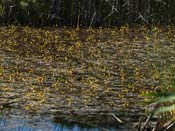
<box><xmin>0</xmin><ymin>118</ymin><xmax>119</xmax><ymax>131</ymax></box>
<box><xmin>0</xmin><ymin>27</ymin><xmax>175</xmax><ymax>130</ymax></box>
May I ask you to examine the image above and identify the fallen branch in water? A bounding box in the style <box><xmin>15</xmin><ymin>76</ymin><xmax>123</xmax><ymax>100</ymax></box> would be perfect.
<box><xmin>137</xmin><ymin>114</ymin><xmax>175</xmax><ymax>131</ymax></box>
<box><xmin>111</xmin><ymin>113</ymin><xmax>123</xmax><ymax>123</ymax></box>
<box><xmin>142</xmin><ymin>113</ymin><xmax>153</xmax><ymax>131</ymax></box>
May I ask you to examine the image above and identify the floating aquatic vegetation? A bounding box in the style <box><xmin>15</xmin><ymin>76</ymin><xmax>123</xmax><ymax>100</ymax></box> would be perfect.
<box><xmin>0</xmin><ymin>25</ymin><xmax>175</xmax><ymax>127</ymax></box>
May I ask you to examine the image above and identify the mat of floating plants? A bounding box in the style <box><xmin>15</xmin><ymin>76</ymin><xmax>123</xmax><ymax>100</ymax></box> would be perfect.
<box><xmin>0</xmin><ymin>26</ymin><xmax>175</xmax><ymax>128</ymax></box>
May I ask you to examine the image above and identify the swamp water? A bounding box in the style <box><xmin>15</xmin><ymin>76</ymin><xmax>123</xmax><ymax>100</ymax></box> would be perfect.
<box><xmin>0</xmin><ymin>26</ymin><xmax>175</xmax><ymax>130</ymax></box>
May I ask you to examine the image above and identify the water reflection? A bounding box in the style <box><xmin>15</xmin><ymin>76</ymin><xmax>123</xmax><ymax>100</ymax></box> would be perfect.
<box><xmin>0</xmin><ymin>117</ymin><xmax>120</xmax><ymax>131</ymax></box>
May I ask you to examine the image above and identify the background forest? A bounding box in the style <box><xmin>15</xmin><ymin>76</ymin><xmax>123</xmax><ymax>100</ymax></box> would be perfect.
<box><xmin>0</xmin><ymin>0</ymin><xmax>174</xmax><ymax>26</ymax></box>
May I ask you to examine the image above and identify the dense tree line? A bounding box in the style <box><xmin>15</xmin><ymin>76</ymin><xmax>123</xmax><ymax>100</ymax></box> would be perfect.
<box><xmin>0</xmin><ymin>0</ymin><xmax>174</xmax><ymax>27</ymax></box>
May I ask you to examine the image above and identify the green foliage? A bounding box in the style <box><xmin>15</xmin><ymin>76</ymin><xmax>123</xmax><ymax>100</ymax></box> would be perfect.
<box><xmin>151</xmin><ymin>65</ymin><xmax>175</xmax><ymax>115</ymax></box>
<box><xmin>156</xmin><ymin>105</ymin><xmax>175</xmax><ymax>114</ymax></box>
<box><xmin>20</xmin><ymin>1</ymin><xmax>28</xmax><ymax>7</ymax></box>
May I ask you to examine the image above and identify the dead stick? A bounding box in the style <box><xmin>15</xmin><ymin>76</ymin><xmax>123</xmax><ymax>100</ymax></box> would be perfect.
<box><xmin>142</xmin><ymin>113</ymin><xmax>153</xmax><ymax>131</ymax></box>
<box><xmin>138</xmin><ymin>117</ymin><xmax>143</xmax><ymax>131</ymax></box>
<box><xmin>166</xmin><ymin>122</ymin><xmax>175</xmax><ymax>130</ymax></box>
<box><xmin>112</xmin><ymin>113</ymin><xmax>123</xmax><ymax>123</ymax></box>
<box><xmin>161</xmin><ymin>121</ymin><xmax>173</xmax><ymax>131</ymax></box>
<box><xmin>153</xmin><ymin>119</ymin><xmax>161</xmax><ymax>131</ymax></box>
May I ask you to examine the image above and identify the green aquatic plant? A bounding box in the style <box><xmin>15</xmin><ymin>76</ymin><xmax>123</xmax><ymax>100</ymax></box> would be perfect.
<box><xmin>154</xmin><ymin>80</ymin><xmax>175</xmax><ymax>115</ymax></box>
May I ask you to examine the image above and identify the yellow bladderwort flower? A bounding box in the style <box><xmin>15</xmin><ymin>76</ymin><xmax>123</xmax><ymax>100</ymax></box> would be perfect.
<box><xmin>36</xmin><ymin>76</ymin><xmax>44</xmax><ymax>83</ymax></box>
<box><xmin>144</xmin><ymin>35</ymin><xmax>150</xmax><ymax>41</ymax></box>
<box><xmin>75</xmin><ymin>41</ymin><xmax>81</xmax><ymax>48</ymax></box>
<box><xmin>67</xmin><ymin>98</ymin><xmax>72</xmax><ymax>105</ymax></box>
